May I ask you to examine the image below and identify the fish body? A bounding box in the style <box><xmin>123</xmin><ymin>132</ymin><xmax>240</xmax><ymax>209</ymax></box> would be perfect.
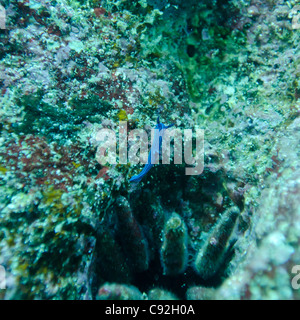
<box><xmin>130</xmin><ymin>117</ymin><xmax>173</xmax><ymax>183</ymax></box>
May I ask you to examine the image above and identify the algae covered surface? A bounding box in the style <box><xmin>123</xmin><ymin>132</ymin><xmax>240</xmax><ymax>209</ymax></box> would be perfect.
<box><xmin>0</xmin><ymin>0</ymin><xmax>299</xmax><ymax>300</ymax></box>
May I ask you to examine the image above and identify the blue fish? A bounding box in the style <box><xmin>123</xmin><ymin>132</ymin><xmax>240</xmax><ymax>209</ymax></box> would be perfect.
<box><xmin>129</xmin><ymin>117</ymin><xmax>174</xmax><ymax>183</ymax></box>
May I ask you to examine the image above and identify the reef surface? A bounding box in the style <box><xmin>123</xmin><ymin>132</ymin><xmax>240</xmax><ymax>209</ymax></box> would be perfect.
<box><xmin>0</xmin><ymin>0</ymin><xmax>299</xmax><ymax>300</ymax></box>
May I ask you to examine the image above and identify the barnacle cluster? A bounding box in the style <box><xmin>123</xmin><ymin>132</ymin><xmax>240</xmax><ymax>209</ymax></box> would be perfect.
<box><xmin>83</xmin><ymin>163</ymin><xmax>247</xmax><ymax>300</ymax></box>
<box><xmin>87</xmin><ymin>182</ymin><xmax>242</xmax><ymax>299</ymax></box>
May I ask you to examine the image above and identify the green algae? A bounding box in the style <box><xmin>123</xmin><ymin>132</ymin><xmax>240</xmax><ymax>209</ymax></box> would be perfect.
<box><xmin>15</xmin><ymin>91</ymin><xmax>112</xmax><ymax>137</ymax></box>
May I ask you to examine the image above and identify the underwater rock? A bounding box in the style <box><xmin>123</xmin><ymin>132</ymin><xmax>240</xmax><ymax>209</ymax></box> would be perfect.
<box><xmin>97</xmin><ymin>283</ymin><xmax>144</xmax><ymax>300</ymax></box>
<box><xmin>94</xmin><ymin>226</ymin><xmax>132</xmax><ymax>284</ymax></box>
<box><xmin>160</xmin><ymin>213</ymin><xmax>188</xmax><ymax>276</ymax></box>
<box><xmin>147</xmin><ymin>288</ymin><xmax>178</xmax><ymax>300</ymax></box>
<box><xmin>115</xmin><ymin>196</ymin><xmax>149</xmax><ymax>272</ymax></box>
<box><xmin>194</xmin><ymin>207</ymin><xmax>239</xmax><ymax>280</ymax></box>
<box><xmin>186</xmin><ymin>286</ymin><xmax>218</xmax><ymax>300</ymax></box>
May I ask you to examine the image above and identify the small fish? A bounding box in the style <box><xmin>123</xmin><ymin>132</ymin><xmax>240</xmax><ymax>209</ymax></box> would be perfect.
<box><xmin>130</xmin><ymin>117</ymin><xmax>173</xmax><ymax>183</ymax></box>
